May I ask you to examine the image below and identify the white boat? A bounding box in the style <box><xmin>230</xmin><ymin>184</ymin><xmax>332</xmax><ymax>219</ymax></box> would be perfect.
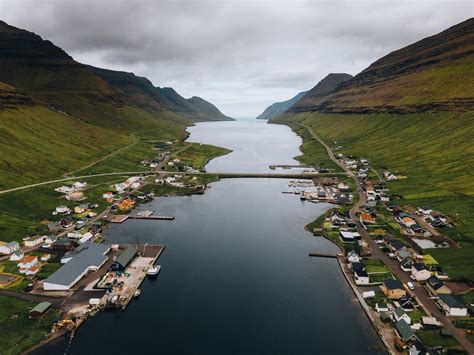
<box><xmin>147</xmin><ymin>265</ymin><xmax>161</xmax><ymax>276</ymax></box>
<box><xmin>137</xmin><ymin>210</ymin><xmax>154</xmax><ymax>217</ymax></box>
<box><xmin>134</xmin><ymin>289</ymin><xmax>141</xmax><ymax>298</ymax></box>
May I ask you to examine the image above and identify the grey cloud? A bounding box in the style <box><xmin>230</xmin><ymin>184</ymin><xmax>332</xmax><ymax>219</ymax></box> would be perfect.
<box><xmin>0</xmin><ymin>0</ymin><xmax>472</xmax><ymax>117</ymax></box>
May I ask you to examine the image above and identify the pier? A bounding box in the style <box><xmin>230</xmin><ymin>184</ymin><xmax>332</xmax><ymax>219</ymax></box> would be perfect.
<box><xmin>308</xmin><ymin>252</ymin><xmax>339</xmax><ymax>259</ymax></box>
<box><xmin>129</xmin><ymin>215</ymin><xmax>175</xmax><ymax>220</ymax></box>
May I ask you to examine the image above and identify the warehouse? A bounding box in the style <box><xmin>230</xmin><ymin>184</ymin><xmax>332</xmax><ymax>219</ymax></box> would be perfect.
<box><xmin>43</xmin><ymin>244</ymin><xmax>110</xmax><ymax>291</ymax></box>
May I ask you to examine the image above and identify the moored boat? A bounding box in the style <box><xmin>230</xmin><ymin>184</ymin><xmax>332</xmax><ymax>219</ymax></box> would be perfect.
<box><xmin>147</xmin><ymin>265</ymin><xmax>161</xmax><ymax>276</ymax></box>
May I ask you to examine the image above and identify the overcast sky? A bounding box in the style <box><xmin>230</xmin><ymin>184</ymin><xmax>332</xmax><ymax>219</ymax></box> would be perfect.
<box><xmin>0</xmin><ymin>0</ymin><xmax>472</xmax><ymax>118</ymax></box>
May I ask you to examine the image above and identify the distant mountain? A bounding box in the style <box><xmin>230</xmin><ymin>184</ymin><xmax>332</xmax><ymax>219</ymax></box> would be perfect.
<box><xmin>290</xmin><ymin>19</ymin><xmax>474</xmax><ymax>113</ymax></box>
<box><xmin>256</xmin><ymin>91</ymin><xmax>308</xmax><ymax>120</ymax></box>
<box><xmin>0</xmin><ymin>20</ymin><xmax>232</xmax><ymax>127</ymax></box>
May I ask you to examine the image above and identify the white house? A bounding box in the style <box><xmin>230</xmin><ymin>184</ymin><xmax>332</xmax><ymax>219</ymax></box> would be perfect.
<box><xmin>354</xmin><ymin>267</ymin><xmax>370</xmax><ymax>285</ymax></box>
<box><xmin>55</xmin><ymin>206</ymin><xmax>71</xmax><ymax>215</ymax></box>
<box><xmin>0</xmin><ymin>241</ymin><xmax>20</xmax><ymax>255</ymax></box>
<box><xmin>411</xmin><ymin>263</ymin><xmax>431</xmax><ymax>281</ymax></box>
<box><xmin>42</xmin><ymin>235</ymin><xmax>58</xmax><ymax>249</ymax></box>
<box><xmin>417</xmin><ymin>206</ymin><xmax>433</xmax><ymax>216</ymax></box>
<box><xmin>393</xmin><ymin>307</ymin><xmax>411</xmax><ymax>324</ymax></box>
<box><xmin>72</xmin><ymin>181</ymin><xmax>87</xmax><ymax>190</ymax></box>
<box><xmin>347</xmin><ymin>250</ymin><xmax>361</xmax><ymax>263</ymax></box>
<box><xmin>9</xmin><ymin>249</ymin><xmax>24</xmax><ymax>261</ymax></box>
<box><xmin>375</xmin><ymin>303</ymin><xmax>389</xmax><ymax>313</ymax></box>
<box><xmin>41</xmin><ymin>254</ymin><xmax>52</xmax><ymax>262</ymax></box>
<box><xmin>55</xmin><ymin>185</ymin><xmax>74</xmax><ymax>194</ymax></box>
<box><xmin>102</xmin><ymin>192</ymin><xmax>114</xmax><ymax>199</ymax></box>
<box><xmin>23</xmin><ymin>235</ymin><xmax>45</xmax><ymax>247</ymax></box>
<box><xmin>18</xmin><ymin>255</ymin><xmax>38</xmax><ymax>272</ymax></box>
<box><xmin>26</xmin><ymin>266</ymin><xmax>39</xmax><ymax>276</ymax></box>
<box><xmin>438</xmin><ymin>294</ymin><xmax>468</xmax><ymax>317</ymax></box>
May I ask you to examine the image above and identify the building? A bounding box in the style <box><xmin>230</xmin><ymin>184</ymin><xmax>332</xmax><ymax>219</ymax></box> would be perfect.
<box><xmin>425</xmin><ymin>275</ymin><xmax>451</xmax><ymax>295</ymax></box>
<box><xmin>387</xmin><ymin>239</ymin><xmax>405</xmax><ymax>252</ymax></box>
<box><xmin>42</xmin><ymin>235</ymin><xmax>58</xmax><ymax>249</ymax></box>
<box><xmin>395</xmin><ymin>319</ymin><xmax>417</xmax><ymax>348</ymax></box>
<box><xmin>0</xmin><ymin>241</ymin><xmax>20</xmax><ymax>255</ymax></box>
<box><xmin>23</xmin><ymin>235</ymin><xmax>44</xmax><ymax>247</ymax></box>
<box><xmin>438</xmin><ymin>294</ymin><xmax>468</xmax><ymax>317</ymax></box>
<box><xmin>381</xmin><ymin>279</ymin><xmax>406</xmax><ymax>299</ymax></box>
<box><xmin>353</xmin><ymin>264</ymin><xmax>370</xmax><ymax>285</ymax></box>
<box><xmin>347</xmin><ymin>250</ymin><xmax>360</xmax><ymax>263</ymax></box>
<box><xmin>112</xmin><ymin>245</ymin><xmax>137</xmax><ymax>271</ymax></box>
<box><xmin>411</xmin><ymin>263</ymin><xmax>431</xmax><ymax>281</ymax></box>
<box><xmin>29</xmin><ymin>302</ymin><xmax>52</xmax><ymax>318</ymax></box>
<box><xmin>18</xmin><ymin>256</ymin><xmax>38</xmax><ymax>273</ymax></box>
<box><xmin>9</xmin><ymin>249</ymin><xmax>24</xmax><ymax>261</ymax></box>
<box><xmin>360</xmin><ymin>213</ymin><xmax>375</xmax><ymax>225</ymax></box>
<box><xmin>52</xmin><ymin>239</ymin><xmax>77</xmax><ymax>251</ymax></box>
<box><xmin>66</xmin><ymin>192</ymin><xmax>85</xmax><ymax>201</ymax></box>
<box><xmin>43</xmin><ymin>244</ymin><xmax>110</xmax><ymax>291</ymax></box>
<box><xmin>339</xmin><ymin>231</ymin><xmax>361</xmax><ymax>242</ymax></box>
<box><xmin>55</xmin><ymin>206</ymin><xmax>71</xmax><ymax>214</ymax></box>
<box><xmin>393</xmin><ymin>307</ymin><xmax>411</xmax><ymax>324</ymax></box>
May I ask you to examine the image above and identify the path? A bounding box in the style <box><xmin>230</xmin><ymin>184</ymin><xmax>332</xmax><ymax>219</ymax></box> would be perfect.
<box><xmin>298</xmin><ymin>122</ymin><xmax>474</xmax><ymax>353</ymax></box>
<box><xmin>0</xmin><ymin>289</ymin><xmax>65</xmax><ymax>307</ymax></box>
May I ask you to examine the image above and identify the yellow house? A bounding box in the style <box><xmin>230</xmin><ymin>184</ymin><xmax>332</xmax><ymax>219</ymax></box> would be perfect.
<box><xmin>381</xmin><ymin>279</ymin><xmax>406</xmax><ymax>299</ymax></box>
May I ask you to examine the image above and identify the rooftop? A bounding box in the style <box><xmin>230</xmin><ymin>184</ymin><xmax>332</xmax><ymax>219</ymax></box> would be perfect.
<box><xmin>383</xmin><ymin>279</ymin><xmax>404</xmax><ymax>290</ymax></box>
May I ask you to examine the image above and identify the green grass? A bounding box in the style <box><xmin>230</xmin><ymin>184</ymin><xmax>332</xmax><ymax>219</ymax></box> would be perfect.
<box><xmin>363</xmin><ymin>259</ymin><xmax>390</xmax><ymax>273</ymax></box>
<box><xmin>275</xmin><ymin>110</ymin><xmax>474</xmax><ymax>281</ymax></box>
<box><xmin>0</xmin><ymin>295</ymin><xmax>60</xmax><ymax>355</ymax></box>
<box><xmin>172</xmin><ymin>143</ymin><xmax>231</xmax><ymax>171</ymax></box>
<box><xmin>416</xmin><ymin>329</ymin><xmax>460</xmax><ymax>349</ymax></box>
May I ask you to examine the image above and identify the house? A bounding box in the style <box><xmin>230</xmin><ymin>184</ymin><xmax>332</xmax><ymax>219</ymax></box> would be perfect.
<box><xmin>394</xmin><ymin>319</ymin><xmax>417</xmax><ymax>347</ymax></box>
<box><xmin>409</xmin><ymin>224</ymin><xmax>425</xmax><ymax>235</ymax></box>
<box><xmin>78</xmin><ymin>232</ymin><xmax>94</xmax><ymax>244</ymax></box>
<box><xmin>409</xmin><ymin>339</ymin><xmax>429</xmax><ymax>355</ymax></box>
<box><xmin>18</xmin><ymin>255</ymin><xmax>38</xmax><ymax>272</ymax></box>
<box><xmin>397</xmin><ymin>249</ymin><xmax>412</xmax><ymax>262</ymax></box>
<box><xmin>353</xmin><ymin>264</ymin><xmax>370</xmax><ymax>285</ymax></box>
<box><xmin>41</xmin><ymin>254</ymin><xmax>52</xmax><ymax>262</ymax></box>
<box><xmin>55</xmin><ymin>205</ymin><xmax>71</xmax><ymax>215</ymax></box>
<box><xmin>102</xmin><ymin>192</ymin><xmax>114</xmax><ymax>200</ymax></box>
<box><xmin>26</xmin><ymin>266</ymin><xmax>39</xmax><ymax>276</ymax></box>
<box><xmin>375</xmin><ymin>303</ymin><xmax>389</xmax><ymax>313</ymax></box>
<box><xmin>42</xmin><ymin>235</ymin><xmax>58</xmax><ymax>248</ymax></box>
<box><xmin>111</xmin><ymin>246</ymin><xmax>137</xmax><ymax>271</ymax></box>
<box><xmin>402</xmin><ymin>217</ymin><xmax>417</xmax><ymax>228</ymax></box>
<box><xmin>360</xmin><ymin>213</ymin><xmax>375</xmax><ymax>225</ymax></box>
<box><xmin>47</xmin><ymin>222</ymin><xmax>62</xmax><ymax>233</ymax></box>
<box><xmin>65</xmin><ymin>191</ymin><xmax>85</xmax><ymax>201</ymax></box>
<box><xmin>438</xmin><ymin>294</ymin><xmax>468</xmax><ymax>317</ymax></box>
<box><xmin>44</xmin><ymin>244</ymin><xmax>110</xmax><ymax>291</ymax></box>
<box><xmin>0</xmin><ymin>241</ymin><xmax>20</xmax><ymax>255</ymax></box>
<box><xmin>425</xmin><ymin>275</ymin><xmax>451</xmax><ymax>295</ymax></box>
<box><xmin>347</xmin><ymin>250</ymin><xmax>360</xmax><ymax>263</ymax></box>
<box><xmin>400</xmin><ymin>258</ymin><xmax>413</xmax><ymax>272</ymax></box>
<box><xmin>74</xmin><ymin>203</ymin><xmax>89</xmax><ymax>214</ymax></box>
<box><xmin>420</xmin><ymin>316</ymin><xmax>441</xmax><ymax>329</ymax></box>
<box><xmin>339</xmin><ymin>231</ymin><xmax>361</xmax><ymax>242</ymax></box>
<box><xmin>393</xmin><ymin>307</ymin><xmax>411</xmax><ymax>324</ymax></box>
<box><xmin>52</xmin><ymin>239</ymin><xmax>77</xmax><ymax>251</ymax></box>
<box><xmin>411</xmin><ymin>263</ymin><xmax>431</xmax><ymax>281</ymax></box>
<box><xmin>9</xmin><ymin>249</ymin><xmax>24</xmax><ymax>261</ymax></box>
<box><xmin>398</xmin><ymin>296</ymin><xmax>416</xmax><ymax>311</ymax></box>
<box><xmin>337</xmin><ymin>182</ymin><xmax>350</xmax><ymax>192</ymax></box>
<box><xmin>381</xmin><ymin>279</ymin><xmax>406</xmax><ymax>299</ymax></box>
<box><xmin>435</xmin><ymin>271</ymin><xmax>449</xmax><ymax>281</ymax></box>
<box><xmin>388</xmin><ymin>239</ymin><xmax>405</xmax><ymax>252</ymax></box>
<box><xmin>55</xmin><ymin>185</ymin><xmax>74</xmax><ymax>194</ymax></box>
<box><xmin>23</xmin><ymin>235</ymin><xmax>44</xmax><ymax>247</ymax></box>
<box><xmin>29</xmin><ymin>302</ymin><xmax>52</xmax><ymax>318</ymax></box>
<box><xmin>417</xmin><ymin>206</ymin><xmax>432</xmax><ymax>216</ymax></box>
<box><xmin>72</xmin><ymin>181</ymin><xmax>87</xmax><ymax>190</ymax></box>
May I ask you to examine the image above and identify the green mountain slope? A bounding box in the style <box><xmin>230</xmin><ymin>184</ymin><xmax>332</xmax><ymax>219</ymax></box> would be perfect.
<box><xmin>274</xmin><ymin>19</ymin><xmax>474</xmax><ymax>280</ymax></box>
<box><xmin>256</xmin><ymin>91</ymin><xmax>308</xmax><ymax>120</ymax></box>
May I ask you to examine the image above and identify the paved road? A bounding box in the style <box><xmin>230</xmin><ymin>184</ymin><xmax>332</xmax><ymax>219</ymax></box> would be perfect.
<box><xmin>0</xmin><ymin>289</ymin><xmax>65</xmax><ymax>307</ymax></box>
<box><xmin>299</xmin><ymin>122</ymin><xmax>474</xmax><ymax>353</ymax></box>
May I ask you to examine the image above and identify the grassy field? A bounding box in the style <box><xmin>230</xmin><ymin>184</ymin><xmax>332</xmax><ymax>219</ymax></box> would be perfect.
<box><xmin>416</xmin><ymin>329</ymin><xmax>460</xmax><ymax>349</ymax></box>
<box><xmin>0</xmin><ymin>295</ymin><xmax>60</xmax><ymax>355</ymax></box>
<box><xmin>171</xmin><ymin>143</ymin><xmax>231</xmax><ymax>171</ymax></box>
<box><xmin>275</xmin><ymin>111</ymin><xmax>474</xmax><ymax>281</ymax></box>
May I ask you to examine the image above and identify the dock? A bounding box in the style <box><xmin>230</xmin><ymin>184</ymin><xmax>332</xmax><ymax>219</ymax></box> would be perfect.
<box><xmin>109</xmin><ymin>215</ymin><xmax>129</xmax><ymax>223</ymax></box>
<box><xmin>308</xmin><ymin>252</ymin><xmax>338</xmax><ymax>259</ymax></box>
<box><xmin>129</xmin><ymin>215</ymin><xmax>175</xmax><ymax>220</ymax></box>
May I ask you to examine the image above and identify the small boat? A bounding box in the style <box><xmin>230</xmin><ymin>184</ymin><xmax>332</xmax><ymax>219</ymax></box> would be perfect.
<box><xmin>147</xmin><ymin>265</ymin><xmax>161</xmax><ymax>276</ymax></box>
<box><xmin>134</xmin><ymin>289</ymin><xmax>141</xmax><ymax>298</ymax></box>
<box><xmin>300</xmin><ymin>192</ymin><xmax>306</xmax><ymax>200</ymax></box>
<box><xmin>137</xmin><ymin>210</ymin><xmax>154</xmax><ymax>217</ymax></box>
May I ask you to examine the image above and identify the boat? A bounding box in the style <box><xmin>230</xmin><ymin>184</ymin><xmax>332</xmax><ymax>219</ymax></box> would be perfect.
<box><xmin>137</xmin><ymin>210</ymin><xmax>154</xmax><ymax>217</ymax></box>
<box><xmin>147</xmin><ymin>265</ymin><xmax>161</xmax><ymax>276</ymax></box>
<box><xmin>134</xmin><ymin>289</ymin><xmax>141</xmax><ymax>298</ymax></box>
<box><xmin>300</xmin><ymin>192</ymin><xmax>306</xmax><ymax>200</ymax></box>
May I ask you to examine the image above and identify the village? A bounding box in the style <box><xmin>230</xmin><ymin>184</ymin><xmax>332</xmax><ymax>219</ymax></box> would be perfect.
<box><xmin>291</xmin><ymin>149</ymin><xmax>474</xmax><ymax>354</ymax></box>
<box><xmin>0</xmin><ymin>139</ymin><xmax>216</xmax><ymax>344</ymax></box>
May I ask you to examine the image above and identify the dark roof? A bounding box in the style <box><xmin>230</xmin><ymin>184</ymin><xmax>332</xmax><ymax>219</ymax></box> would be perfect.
<box><xmin>395</xmin><ymin>319</ymin><xmax>416</xmax><ymax>342</ymax></box>
<box><xmin>439</xmin><ymin>294</ymin><xmax>466</xmax><ymax>309</ymax></box>
<box><xmin>413</xmin><ymin>262</ymin><xmax>427</xmax><ymax>271</ymax></box>
<box><xmin>388</xmin><ymin>239</ymin><xmax>405</xmax><ymax>251</ymax></box>
<box><xmin>383</xmin><ymin>279</ymin><xmax>404</xmax><ymax>290</ymax></box>
<box><xmin>354</xmin><ymin>268</ymin><xmax>368</xmax><ymax>277</ymax></box>
<box><xmin>115</xmin><ymin>245</ymin><xmax>137</xmax><ymax>268</ymax></box>
<box><xmin>427</xmin><ymin>275</ymin><xmax>445</xmax><ymax>290</ymax></box>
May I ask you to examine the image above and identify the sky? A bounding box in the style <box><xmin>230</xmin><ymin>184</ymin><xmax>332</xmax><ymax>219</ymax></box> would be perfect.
<box><xmin>0</xmin><ymin>0</ymin><xmax>472</xmax><ymax>118</ymax></box>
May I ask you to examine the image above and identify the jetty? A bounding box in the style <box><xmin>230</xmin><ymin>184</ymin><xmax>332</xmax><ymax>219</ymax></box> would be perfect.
<box><xmin>129</xmin><ymin>215</ymin><xmax>175</xmax><ymax>220</ymax></box>
<box><xmin>308</xmin><ymin>252</ymin><xmax>338</xmax><ymax>259</ymax></box>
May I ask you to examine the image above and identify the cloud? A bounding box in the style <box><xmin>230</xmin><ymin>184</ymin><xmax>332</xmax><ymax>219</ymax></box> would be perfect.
<box><xmin>0</xmin><ymin>0</ymin><xmax>472</xmax><ymax>117</ymax></box>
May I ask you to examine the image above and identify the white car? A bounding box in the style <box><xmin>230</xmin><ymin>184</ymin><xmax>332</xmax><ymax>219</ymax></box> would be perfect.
<box><xmin>407</xmin><ymin>282</ymin><xmax>415</xmax><ymax>290</ymax></box>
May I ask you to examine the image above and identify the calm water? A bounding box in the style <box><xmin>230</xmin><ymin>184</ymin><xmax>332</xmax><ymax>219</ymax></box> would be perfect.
<box><xmin>37</xmin><ymin>120</ymin><xmax>383</xmax><ymax>354</ymax></box>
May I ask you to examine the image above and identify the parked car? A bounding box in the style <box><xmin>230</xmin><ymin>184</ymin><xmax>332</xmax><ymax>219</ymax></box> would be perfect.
<box><xmin>407</xmin><ymin>282</ymin><xmax>415</xmax><ymax>290</ymax></box>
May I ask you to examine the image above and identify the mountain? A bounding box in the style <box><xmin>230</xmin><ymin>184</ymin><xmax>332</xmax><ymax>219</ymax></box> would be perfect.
<box><xmin>256</xmin><ymin>91</ymin><xmax>308</xmax><ymax>120</ymax></box>
<box><xmin>274</xmin><ymin>18</ymin><xmax>474</xmax><ymax>281</ymax></box>
<box><xmin>290</xmin><ymin>19</ymin><xmax>474</xmax><ymax>113</ymax></box>
<box><xmin>0</xmin><ymin>20</ymin><xmax>231</xmax><ymax>189</ymax></box>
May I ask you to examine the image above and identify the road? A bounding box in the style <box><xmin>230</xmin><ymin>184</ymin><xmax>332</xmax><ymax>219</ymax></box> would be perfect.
<box><xmin>299</xmin><ymin>123</ymin><xmax>474</xmax><ymax>353</ymax></box>
<box><xmin>0</xmin><ymin>289</ymin><xmax>65</xmax><ymax>307</ymax></box>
